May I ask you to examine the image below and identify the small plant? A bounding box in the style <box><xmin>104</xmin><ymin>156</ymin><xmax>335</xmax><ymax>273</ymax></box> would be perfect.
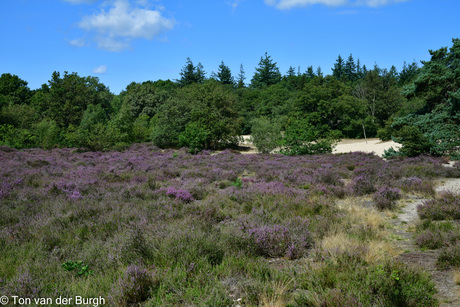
<box><xmin>109</xmin><ymin>264</ymin><xmax>158</xmax><ymax>306</ymax></box>
<box><xmin>62</xmin><ymin>261</ymin><xmax>93</xmax><ymax>277</ymax></box>
<box><xmin>417</xmin><ymin>192</ymin><xmax>460</xmax><ymax>221</ymax></box>
<box><xmin>373</xmin><ymin>186</ymin><xmax>401</xmax><ymax>210</ymax></box>
<box><xmin>231</xmin><ymin>177</ymin><xmax>243</xmax><ymax>188</ymax></box>
<box><xmin>166</xmin><ymin>187</ymin><xmax>194</xmax><ymax>203</ymax></box>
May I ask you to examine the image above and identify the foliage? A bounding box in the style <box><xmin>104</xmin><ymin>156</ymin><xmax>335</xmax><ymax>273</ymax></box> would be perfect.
<box><xmin>34</xmin><ymin>118</ymin><xmax>60</xmax><ymax>149</ymax></box>
<box><xmin>249</xmin><ymin>117</ymin><xmax>282</xmax><ymax>153</ymax></box>
<box><xmin>388</xmin><ymin>38</ymin><xmax>460</xmax><ymax>158</ymax></box>
<box><xmin>152</xmin><ymin>80</ymin><xmax>241</xmax><ymax>151</ymax></box>
<box><xmin>38</xmin><ymin>71</ymin><xmax>113</xmax><ymax>129</ymax></box>
<box><xmin>0</xmin><ymin>125</ymin><xmax>35</xmax><ymax>148</ymax></box>
<box><xmin>373</xmin><ymin>186</ymin><xmax>401</xmax><ymax>211</ymax></box>
<box><xmin>62</xmin><ymin>260</ymin><xmax>93</xmax><ymax>277</ymax></box>
<box><xmin>250</xmin><ymin>52</ymin><xmax>282</xmax><ymax>88</ymax></box>
<box><xmin>121</xmin><ymin>80</ymin><xmax>173</xmax><ymax>119</ymax></box>
<box><xmin>213</xmin><ymin>61</ymin><xmax>235</xmax><ymax>85</ymax></box>
<box><xmin>177</xmin><ymin>57</ymin><xmax>206</xmax><ymax>86</ymax></box>
<box><xmin>0</xmin><ymin>73</ymin><xmax>32</xmax><ymax>107</ymax></box>
<box><xmin>280</xmin><ymin>117</ymin><xmax>336</xmax><ymax>155</ymax></box>
<box><xmin>392</xmin><ymin>125</ymin><xmax>434</xmax><ymax>157</ymax></box>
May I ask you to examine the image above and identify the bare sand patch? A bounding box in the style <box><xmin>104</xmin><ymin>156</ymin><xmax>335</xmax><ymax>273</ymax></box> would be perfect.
<box><xmin>333</xmin><ymin>138</ymin><xmax>401</xmax><ymax>157</ymax></box>
<box><xmin>239</xmin><ymin>136</ymin><xmax>401</xmax><ymax>157</ymax></box>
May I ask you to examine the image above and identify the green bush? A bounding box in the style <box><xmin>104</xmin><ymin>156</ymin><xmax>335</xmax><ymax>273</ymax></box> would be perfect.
<box><xmin>34</xmin><ymin>118</ymin><xmax>60</xmax><ymax>149</ymax></box>
<box><xmin>394</xmin><ymin>125</ymin><xmax>434</xmax><ymax>157</ymax></box>
<box><xmin>0</xmin><ymin>124</ymin><xmax>35</xmax><ymax>148</ymax></box>
<box><xmin>281</xmin><ymin>118</ymin><xmax>336</xmax><ymax>156</ymax></box>
<box><xmin>250</xmin><ymin>117</ymin><xmax>282</xmax><ymax>154</ymax></box>
<box><xmin>178</xmin><ymin>122</ymin><xmax>210</xmax><ymax>154</ymax></box>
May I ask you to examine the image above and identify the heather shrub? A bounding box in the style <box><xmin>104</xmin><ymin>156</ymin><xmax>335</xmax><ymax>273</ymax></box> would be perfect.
<box><xmin>120</xmin><ymin>227</ymin><xmax>152</xmax><ymax>264</ymax></box>
<box><xmin>437</xmin><ymin>243</ymin><xmax>460</xmax><ymax>269</ymax></box>
<box><xmin>4</xmin><ymin>268</ymin><xmax>42</xmax><ymax>299</ymax></box>
<box><xmin>234</xmin><ymin>216</ymin><xmax>313</xmax><ymax>259</ymax></box>
<box><xmin>349</xmin><ymin>168</ymin><xmax>376</xmax><ymax>195</ymax></box>
<box><xmin>109</xmin><ymin>264</ymin><xmax>158</xmax><ymax>306</ymax></box>
<box><xmin>396</xmin><ymin>176</ymin><xmax>434</xmax><ymax>195</ymax></box>
<box><xmin>415</xmin><ymin>229</ymin><xmax>448</xmax><ymax>250</ymax></box>
<box><xmin>166</xmin><ymin>186</ymin><xmax>194</xmax><ymax>203</ymax></box>
<box><xmin>417</xmin><ymin>192</ymin><xmax>460</xmax><ymax>220</ymax></box>
<box><xmin>297</xmin><ymin>260</ymin><xmax>437</xmax><ymax>306</ymax></box>
<box><xmin>373</xmin><ymin>186</ymin><xmax>401</xmax><ymax>211</ymax></box>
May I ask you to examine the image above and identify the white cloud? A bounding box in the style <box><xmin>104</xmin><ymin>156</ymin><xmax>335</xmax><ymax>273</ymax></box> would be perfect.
<box><xmin>93</xmin><ymin>65</ymin><xmax>107</xmax><ymax>74</ymax></box>
<box><xmin>69</xmin><ymin>38</ymin><xmax>86</xmax><ymax>47</ymax></box>
<box><xmin>228</xmin><ymin>0</ymin><xmax>244</xmax><ymax>11</ymax></box>
<box><xmin>265</xmin><ymin>0</ymin><xmax>408</xmax><ymax>9</ymax></box>
<box><xmin>78</xmin><ymin>0</ymin><xmax>174</xmax><ymax>51</ymax></box>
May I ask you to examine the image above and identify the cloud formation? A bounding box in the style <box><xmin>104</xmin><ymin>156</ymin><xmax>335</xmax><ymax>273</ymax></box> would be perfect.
<box><xmin>265</xmin><ymin>0</ymin><xmax>408</xmax><ymax>9</ymax></box>
<box><xmin>93</xmin><ymin>65</ymin><xmax>107</xmax><ymax>74</ymax></box>
<box><xmin>69</xmin><ymin>38</ymin><xmax>86</xmax><ymax>47</ymax></box>
<box><xmin>77</xmin><ymin>0</ymin><xmax>174</xmax><ymax>51</ymax></box>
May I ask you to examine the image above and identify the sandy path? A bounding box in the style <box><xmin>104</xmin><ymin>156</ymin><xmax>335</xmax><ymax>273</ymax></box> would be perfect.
<box><xmin>392</xmin><ymin>178</ymin><xmax>460</xmax><ymax>306</ymax></box>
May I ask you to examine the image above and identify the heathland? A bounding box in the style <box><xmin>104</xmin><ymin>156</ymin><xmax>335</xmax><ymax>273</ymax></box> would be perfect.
<box><xmin>1</xmin><ymin>145</ymin><xmax>460</xmax><ymax>306</ymax></box>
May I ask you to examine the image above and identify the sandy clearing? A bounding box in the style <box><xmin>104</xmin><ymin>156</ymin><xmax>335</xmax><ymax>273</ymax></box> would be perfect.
<box><xmin>333</xmin><ymin>138</ymin><xmax>401</xmax><ymax>157</ymax></box>
<box><xmin>239</xmin><ymin>136</ymin><xmax>401</xmax><ymax>157</ymax></box>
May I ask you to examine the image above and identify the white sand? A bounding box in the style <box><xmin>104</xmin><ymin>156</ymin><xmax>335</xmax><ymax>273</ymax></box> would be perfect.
<box><xmin>239</xmin><ymin>136</ymin><xmax>401</xmax><ymax>157</ymax></box>
<box><xmin>333</xmin><ymin>138</ymin><xmax>401</xmax><ymax>157</ymax></box>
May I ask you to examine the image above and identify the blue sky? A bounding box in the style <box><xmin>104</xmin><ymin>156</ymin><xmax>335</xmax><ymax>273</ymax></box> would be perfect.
<box><xmin>1</xmin><ymin>0</ymin><xmax>459</xmax><ymax>94</ymax></box>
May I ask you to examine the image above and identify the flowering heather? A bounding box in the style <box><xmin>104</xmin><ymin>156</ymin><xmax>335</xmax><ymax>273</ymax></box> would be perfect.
<box><xmin>417</xmin><ymin>192</ymin><xmax>460</xmax><ymax>220</ymax></box>
<box><xmin>109</xmin><ymin>264</ymin><xmax>157</xmax><ymax>306</ymax></box>
<box><xmin>0</xmin><ymin>144</ymin><xmax>455</xmax><ymax>305</ymax></box>
<box><xmin>373</xmin><ymin>186</ymin><xmax>401</xmax><ymax>211</ymax></box>
<box><xmin>349</xmin><ymin>169</ymin><xmax>376</xmax><ymax>195</ymax></box>
<box><xmin>395</xmin><ymin>176</ymin><xmax>434</xmax><ymax>195</ymax></box>
<box><xmin>166</xmin><ymin>187</ymin><xmax>194</xmax><ymax>203</ymax></box>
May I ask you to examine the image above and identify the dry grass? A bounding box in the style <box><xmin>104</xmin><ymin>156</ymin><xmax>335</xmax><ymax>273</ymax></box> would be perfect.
<box><xmin>365</xmin><ymin>241</ymin><xmax>402</xmax><ymax>264</ymax></box>
<box><xmin>337</xmin><ymin>197</ymin><xmax>386</xmax><ymax>231</ymax></box>
<box><xmin>454</xmin><ymin>270</ymin><xmax>460</xmax><ymax>285</ymax></box>
<box><xmin>259</xmin><ymin>279</ymin><xmax>293</xmax><ymax>307</ymax></box>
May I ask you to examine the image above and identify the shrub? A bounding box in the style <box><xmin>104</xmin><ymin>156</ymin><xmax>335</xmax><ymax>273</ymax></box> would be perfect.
<box><xmin>166</xmin><ymin>187</ymin><xmax>194</xmax><ymax>203</ymax></box>
<box><xmin>349</xmin><ymin>168</ymin><xmax>376</xmax><ymax>195</ymax></box>
<box><xmin>280</xmin><ymin>117</ymin><xmax>336</xmax><ymax>156</ymax></box>
<box><xmin>109</xmin><ymin>264</ymin><xmax>158</xmax><ymax>306</ymax></box>
<box><xmin>373</xmin><ymin>186</ymin><xmax>401</xmax><ymax>211</ymax></box>
<box><xmin>34</xmin><ymin>118</ymin><xmax>60</xmax><ymax>149</ymax></box>
<box><xmin>437</xmin><ymin>243</ymin><xmax>460</xmax><ymax>269</ymax></box>
<box><xmin>250</xmin><ymin>117</ymin><xmax>282</xmax><ymax>154</ymax></box>
<box><xmin>417</xmin><ymin>192</ymin><xmax>460</xmax><ymax>221</ymax></box>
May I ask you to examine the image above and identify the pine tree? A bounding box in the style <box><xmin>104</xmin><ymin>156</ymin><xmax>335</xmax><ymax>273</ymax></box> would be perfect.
<box><xmin>344</xmin><ymin>54</ymin><xmax>357</xmax><ymax>82</ymax></box>
<box><xmin>306</xmin><ymin>66</ymin><xmax>315</xmax><ymax>79</ymax></box>
<box><xmin>316</xmin><ymin>66</ymin><xmax>323</xmax><ymax>78</ymax></box>
<box><xmin>332</xmin><ymin>55</ymin><xmax>345</xmax><ymax>79</ymax></box>
<box><xmin>177</xmin><ymin>58</ymin><xmax>206</xmax><ymax>86</ymax></box>
<box><xmin>216</xmin><ymin>61</ymin><xmax>234</xmax><ymax>85</ymax></box>
<box><xmin>237</xmin><ymin>64</ymin><xmax>246</xmax><ymax>88</ymax></box>
<box><xmin>286</xmin><ymin>66</ymin><xmax>296</xmax><ymax>78</ymax></box>
<box><xmin>195</xmin><ymin>63</ymin><xmax>206</xmax><ymax>84</ymax></box>
<box><xmin>250</xmin><ymin>52</ymin><xmax>281</xmax><ymax>88</ymax></box>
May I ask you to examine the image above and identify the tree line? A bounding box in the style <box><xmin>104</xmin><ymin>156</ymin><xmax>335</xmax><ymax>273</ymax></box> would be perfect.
<box><xmin>0</xmin><ymin>39</ymin><xmax>459</xmax><ymax>157</ymax></box>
